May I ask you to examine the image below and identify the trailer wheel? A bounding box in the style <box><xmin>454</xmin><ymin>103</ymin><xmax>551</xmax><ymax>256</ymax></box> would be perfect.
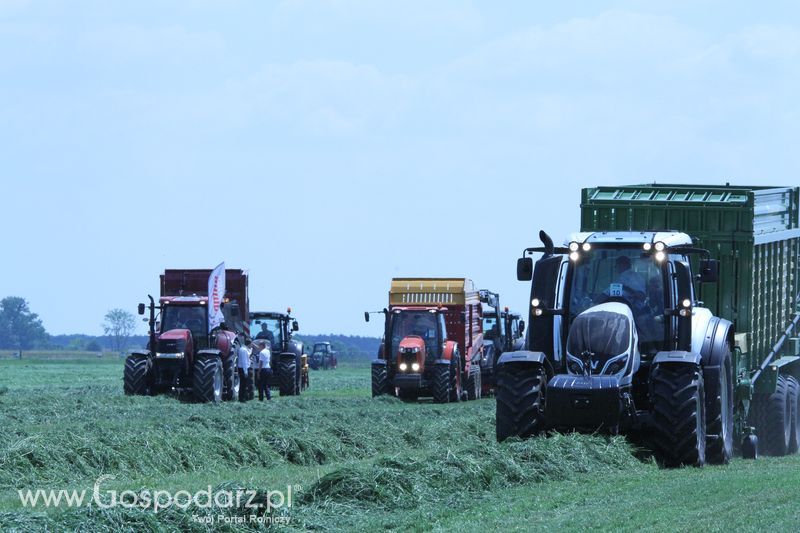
<box><xmin>466</xmin><ymin>365</ymin><xmax>481</xmax><ymax>401</ymax></box>
<box><xmin>278</xmin><ymin>356</ymin><xmax>298</xmax><ymax>396</ymax></box>
<box><xmin>123</xmin><ymin>355</ymin><xmax>149</xmax><ymax>396</ymax></box>
<box><xmin>789</xmin><ymin>377</ymin><xmax>800</xmax><ymax>454</ymax></box>
<box><xmin>750</xmin><ymin>375</ymin><xmax>792</xmax><ymax>456</ymax></box>
<box><xmin>495</xmin><ymin>362</ymin><xmax>545</xmax><ymax>442</ymax></box>
<box><xmin>432</xmin><ymin>363</ymin><xmax>451</xmax><ymax>403</ymax></box>
<box><xmin>194</xmin><ymin>357</ymin><xmax>222</xmax><ymax>403</ymax></box>
<box><xmin>371</xmin><ymin>363</ymin><xmax>389</xmax><ymax>397</ymax></box>
<box><xmin>649</xmin><ymin>362</ymin><xmax>706</xmax><ymax>467</ymax></box>
<box><xmin>222</xmin><ymin>348</ymin><xmax>238</xmax><ymax>401</ymax></box>
<box><xmin>705</xmin><ymin>349</ymin><xmax>734</xmax><ymax>464</ymax></box>
<box><xmin>449</xmin><ymin>351</ymin><xmax>462</xmax><ymax>402</ymax></box>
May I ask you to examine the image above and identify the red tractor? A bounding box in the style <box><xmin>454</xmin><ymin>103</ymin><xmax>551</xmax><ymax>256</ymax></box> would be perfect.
<box><xmin>123</xmin><ymin>269</ymin><xmax>249</xmax><ymax>403</ymax></box>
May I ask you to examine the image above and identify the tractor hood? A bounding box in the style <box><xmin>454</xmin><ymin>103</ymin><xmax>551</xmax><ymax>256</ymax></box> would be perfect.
<box><xmin>156</xmin><ymin>329</ymin><xmax>192</xmax><ymax>358</ymax></box>
<box><xmin>566</xmin><ymin>302</ymin><xmax>639</xmax><ymax>383</ymax></box>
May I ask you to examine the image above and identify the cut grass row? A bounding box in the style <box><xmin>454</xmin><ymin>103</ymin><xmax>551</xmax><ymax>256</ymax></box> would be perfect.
<box><xmin>1</xmin><ymin>358</ymin><xmax>797</xmax><ymax>531</ymax></box>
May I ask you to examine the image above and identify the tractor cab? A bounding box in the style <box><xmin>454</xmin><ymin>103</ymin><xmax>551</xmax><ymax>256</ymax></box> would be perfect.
<box><xmin>249</xmin><ymin>310</ymin><xmax>299</xmax><ymax>353</ymax></box>
<box><xmin>389</xmin><ymin>308</ymin><xmax>447</xmax><ymax>373</ymax></box>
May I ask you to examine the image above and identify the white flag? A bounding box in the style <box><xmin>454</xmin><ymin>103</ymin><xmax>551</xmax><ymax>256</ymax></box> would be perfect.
<box><xmin>208</xmin><ymin>262</ymin><xmax>226</xmax><ymax>330</ymax></box>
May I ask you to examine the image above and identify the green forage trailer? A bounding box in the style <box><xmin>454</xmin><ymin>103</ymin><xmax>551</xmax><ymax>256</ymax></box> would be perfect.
<box><xmin>497</xmin><ymin>183</ymin><xmax>800</xmax><ymax>465</ymax></box>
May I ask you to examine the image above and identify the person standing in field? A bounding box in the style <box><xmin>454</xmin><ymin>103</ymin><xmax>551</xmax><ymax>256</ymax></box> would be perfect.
<box><xmin>237</xmin><ymin>339</ymin><xmax>252</xmax><ymax>402</ymax></box>
<box><xmin>257</xmin><ymin>340</ymin><xmax>272</xmax><ymax>401</ymax></box>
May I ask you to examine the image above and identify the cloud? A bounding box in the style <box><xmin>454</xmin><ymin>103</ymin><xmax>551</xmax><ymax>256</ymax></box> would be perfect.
<box><xmin>82</xmin><ymin>24</ymin><xmax>225</xmax><ymax>62</ymax></box>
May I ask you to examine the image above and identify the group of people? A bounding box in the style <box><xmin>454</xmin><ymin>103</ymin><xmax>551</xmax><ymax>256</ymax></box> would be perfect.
<box><xmin>236</xmin><ymin>337</ymin><xmax>273</xmax><ymax>401</ymax></box>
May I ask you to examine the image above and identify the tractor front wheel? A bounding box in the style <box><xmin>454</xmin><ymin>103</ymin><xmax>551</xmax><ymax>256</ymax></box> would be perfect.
<box><xmin>123</xmin><ymin>355</ymin><xmax>149</xmax><ymax>396</ymax></box>
<box><xmin>495</xmin><ymin>362</ymin><xmax>545</xmax><ymax>442</ymax></box>
<box><xmin>371</xmin><ymin>363</ymin><xmax>389</xmax><ymax>397</ymax></box>
<box><xmin>278</xmin><ymin>356</ymin><xmax>298</xmax><ymax>396</ymax></box>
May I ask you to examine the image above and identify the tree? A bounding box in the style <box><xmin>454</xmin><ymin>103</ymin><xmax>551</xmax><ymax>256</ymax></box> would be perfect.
<box><xmin>0</xmin><ymin>297</ymin><xmax>48</xmax><ymax>356</ymax></box>
<box><xmin>85</xmin><ymin>340</ymin><xmax>102</xmax><ymax>352</ymax></box>
<box><xmin>103</xmin><ymin>309</ymin><xmax>136</xmax><ymax>353</ymax></box>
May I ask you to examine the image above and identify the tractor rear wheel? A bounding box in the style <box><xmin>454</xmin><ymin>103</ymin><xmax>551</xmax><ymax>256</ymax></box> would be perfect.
<box><xmin>432</xmin><ymin>363</ymin><xmax>451</xmax><ymax>403</ymax></box>
<box><xmin>705</xmin><ymin>349</ymin><xmax>734</xmax><ymax>464</ymax></box>
<box><xmin>788</xmin><ymin>376</ymin><xmax>800</xmax><ymax>454</ymax></box>
<box><xmin>466</xmin><ymin>365</ymin><xmax>481</xmax><ymax>400</ymax></box>
<box><xmin>751</xmin><ymin>375</ymin><xmax>792</xmax><ymax>456</ymax></box>
<box><xmin>278</xmin><ymin>356</ymin><xmax>298</xmax><ymax>396</ymax></box>
<box><xmin>449</xmin><ymin>351</ymin><xmax>462</xmax><ymax>403</ymax></box>
<box><xmin>495</xmin><ymin>362</ymin><xmax>545</xmax><ymax>442</ymax></box>
<box><xmin>222</xmin><ymin>349</ymin><xmax>238</xmax><ymax>402</ymax></box>
<box><xmin>194</xmin><ymin>357</ymin><xmax>222</xmax><ymax>403</ymax></box>
<box><xmin>371</xmin><ymin>363</ymin><xmax>389</xmax><ymax>397</ymax></box>
<box><xmin>123</xmin><ymin>355</ymin><xmax>149</xmax><ymax>396</ymax></box>
<box><xmin>649</xmin><ymin>362</ymin><xmax>706</xmax><ymax>467</ymax></box>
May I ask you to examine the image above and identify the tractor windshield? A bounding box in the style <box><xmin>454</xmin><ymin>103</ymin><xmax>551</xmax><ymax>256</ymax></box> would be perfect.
<box><xmin>161</xmin><ymin>305</ymin><xmax>207</xmax><ymax>340</ymax></box>
<box><xmin>569</xmin><ymin>247</ymin><xmax>666</xmax><ymax>355</ymax></box>
<box><xmin>251</xmin><ymin>318</ymin><xmax>283</xmax><ymax>349</ymax></box>
<box><xmin>390</xmin><ymin>310</ymin><xmax>444</xmax><ymax>359</ymax></box>
<box><xmin>482</xmin><ymin>314</ymin><xmax>502</xmax><ymax>339</ymax></box>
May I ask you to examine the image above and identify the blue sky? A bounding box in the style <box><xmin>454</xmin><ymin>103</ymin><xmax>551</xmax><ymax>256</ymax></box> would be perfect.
<box><xmin>2</xmin><ymin>1</ymin><xmax>799</xmax><ymax>336</ymax></box>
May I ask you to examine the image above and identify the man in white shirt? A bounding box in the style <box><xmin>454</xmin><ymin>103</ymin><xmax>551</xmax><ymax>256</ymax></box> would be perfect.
<box><xmin>237</xmin><ymin>339</ymin><xmax>252</xmax><ymax>402</ymax></box>
<box><xmin>257</xmin><ymin>340</ymin><xmax>272</xmax><ymax>401</ymax></box>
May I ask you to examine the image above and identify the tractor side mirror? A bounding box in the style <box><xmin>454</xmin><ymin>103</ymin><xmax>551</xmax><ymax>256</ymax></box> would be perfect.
<box><xmin>699</xmin><ymin>259</ymin><xmax>719</xmax><ymax>283</ymax></box>
<box><xmin>517</xmin><ymin>257</ymin><xmax>533</xmax><ymax>281</ymax></box>
<box><xmin>519</xmin><ymin>320</ymin><xmax>525</xmax><ymax>334</ymax></box>
<box><xmin>292</xmin><ymin>320</ymin><xmax>299</xmax><ymax>331</ymax></box>
<box><xmin>138</xmin><ymin>303</ymin><xmax>145</xmax><ymax>315</ymax></box>
<box><xmin>364</xmin><ymin>312</ymin><xmax>370</xmax><ymax>323</ymax></box>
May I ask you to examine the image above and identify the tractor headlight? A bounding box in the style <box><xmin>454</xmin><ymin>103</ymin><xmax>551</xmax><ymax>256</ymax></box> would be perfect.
<box><xmin>654</xmin><ymin>251</ymin><xmax>666</xmax><ymax>262</ymax></box>
<box><xmin>399</xmin><ymin>363</ymin><xmax>408</xmax><ymax>371</ymax></box>
<box><xmin>643</xmin><ymin>242</ymin><xmax>652</xmax><ymax>251</ymax></box>
<box><xmin>566</xmin><ymin>355</ymin><xmax>584</xmax><ymax>375</ymax></box>
<box><xmin>603</xmin><ymin>353</ymin><xmax>629</xmax><ymax>376</ymax></box>
<box><xmin>581</xmin><ymin>243</ymin><xmax>591</xmax><ymax>252</ymax></box>
<box><xmin>569</xmin><ymin>251</ymin><xmax>580</xmax><ymax>261</ymax></box>
<box><xmin>654</xmin><ymin>241</ymin><xmax>666</xmax><ymax>252</ymax></box>
<box><xmin>569</xmin><ymin>242</ymin><xmax>579</xmax><ymax>252</ymax></box>
<box><xmin>411</xmin><ymin>363</ymin><xmax>420</xmax><ymax>372</ymax></box>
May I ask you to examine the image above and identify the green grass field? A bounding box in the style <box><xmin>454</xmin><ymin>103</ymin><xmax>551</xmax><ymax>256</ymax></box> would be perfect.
<box><xmin>0</xmin><ymin>357</ymin><xmax>798</xmax><ymax>531</ymax></box>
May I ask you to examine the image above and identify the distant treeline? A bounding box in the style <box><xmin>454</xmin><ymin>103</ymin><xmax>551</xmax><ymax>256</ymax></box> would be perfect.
<box><xmin>45</xmin><ymin>333</ymin><xmax>380</xmax><ymax>360</ymax></box>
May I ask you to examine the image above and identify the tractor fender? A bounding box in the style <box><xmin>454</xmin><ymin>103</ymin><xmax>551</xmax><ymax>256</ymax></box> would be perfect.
<box><xmin>699</xmin><ymin>317</ymin><xmax>734</xmax><ymax>371</ymax></box>
<box><xmin>371</xmin><ymin>359</ymin><xmax>387</xmax><ymax>367</ymax></box>
<box><xmin>441</xmin><ymin>341</ymin><xmax>458</xmax><ymax>361</ymax></box>
<box><xmin>652</xmin><ymin>350</ymin><xmax>702</xmax><ymax>366</ymax></box>
<box><xmin>497</xmin><ymin>350</ymin><xmax>547</xmax><ymax>366</ymax></box>
<box><xmin>129</xmin><ymin>350</ymin><xmax>150</xmax><ymax>359</ymax></box>
<box><xmin>196</xmin><ymin>349</ymin><xmax>223</xmax><ymax>361</ymax></box>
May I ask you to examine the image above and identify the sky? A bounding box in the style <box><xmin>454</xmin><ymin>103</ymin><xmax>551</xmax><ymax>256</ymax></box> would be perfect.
<box><xmin>2</xmin><ymin>1</ymin><xmax>799</xmax><ymax>337</ymax></box>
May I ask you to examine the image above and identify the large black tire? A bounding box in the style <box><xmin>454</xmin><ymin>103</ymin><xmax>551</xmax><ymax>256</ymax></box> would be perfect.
<box><xmin>495</xmin><ymin>362</ymin><xmax>545</xmax><ymax>442</ymax></box>
<box><xmin>789</xmin><ymin>377</ymin><xmax>800</xmax><ymax>454</ymax></box>
<box><xmin>371</xmin><ymin>363</ymin><xmax>389</xmax><ymax>397</ymax></box>
<box><xmin>222</xmin><ymin>350</ymin><xmax>238</xmax><ymax>402</ymax></box>
<box><xmin>193</xmin><ymin>357</ymin><xmax>222</xmax><ymax>403</ymax></box>
<box><xmin>432</xmin><ymin>363</ymin><xmax>451</xmax><ymax>403</ymax></box>
<box><xmin>649</xmin><ymin>363</ymin><xmax>706</xmax><ymax>467</ymax></box>
<box><xmin>123</xmin><ymin>355</ymin><xmax>149</xmax><ymax>396</ymax></box>
<box><xmin>705</xmin><ymin>350</ymin><xmax>734</xmax><ymax>464</ymax></box>
<box><xmin>751</xmin><ymin>375</ymin><xmax>792</xmax><ymax>456</ymax></box>
<box><xmin>466</xmin><ymin>365</ymin><xmax>481</xmax><ymax>401</ymax></box>
<box><xmin>278</xmin><ymin>356</ymin><xmax>298</xmax><ymax>396</ymax></box>
<box><xmin>449</xmin><ymin>351</ymin><xmax>462</xmax><ymax>403</ymax></box>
